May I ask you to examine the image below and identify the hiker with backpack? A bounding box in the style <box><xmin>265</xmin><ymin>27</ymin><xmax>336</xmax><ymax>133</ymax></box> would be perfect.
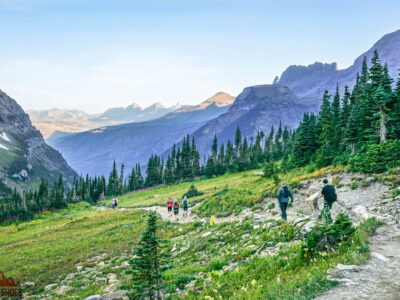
<box><xmin>182</xmin><ymin>196</ymin><xmax>189</xmax><ymax>217</ymax></box>
<box><xmin>113</xmin><ymin>198</ymin><xmax>118</xmax><ymax>209</ymax></box>
<box><xmin>167</xmin><ymin>197</ymin><xmax>173</xmax><ymax>216</ymax></box>
<box><xmin>318</xmin><ymin>179</ymin><xmax>337</xmax><ymax>222</ymax></box>
<box><xmin>277</xmin><ymin>183</ymin><xmax>294</xmax><ymax>221</ymax></box>
<box><xmin>173</xmin><ymin>199</ymin><xmax>180</xmax><ymax>221</ymax></box>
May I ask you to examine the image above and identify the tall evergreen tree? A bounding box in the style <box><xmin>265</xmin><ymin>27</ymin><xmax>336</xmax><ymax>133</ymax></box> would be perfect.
<box><xmin>129</xmin><ymin>213</ymin><xmax>169</xmax><ymax>299</ymax></box>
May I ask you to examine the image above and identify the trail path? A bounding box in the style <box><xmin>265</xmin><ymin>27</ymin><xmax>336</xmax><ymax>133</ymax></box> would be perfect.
<box><xmin>316</xmin><ymin>225</ymin><xmax>400</xmax><ymax>300</ymax></box>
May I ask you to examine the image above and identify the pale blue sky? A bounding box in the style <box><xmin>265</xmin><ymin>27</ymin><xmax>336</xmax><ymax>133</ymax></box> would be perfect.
<box><xmin>1</xmin><ymin>0</ymin><xmax>399</xmax><ymax>112</ymax></box>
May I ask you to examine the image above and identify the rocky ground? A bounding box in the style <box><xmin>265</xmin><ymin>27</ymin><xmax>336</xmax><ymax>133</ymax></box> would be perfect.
<box><xmin>33</xmin><ymin>171</ymin><xmax>400</xmax><ymax>300</ymax></box>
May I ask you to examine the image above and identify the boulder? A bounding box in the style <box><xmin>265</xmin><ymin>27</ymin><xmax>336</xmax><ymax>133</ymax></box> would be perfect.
<box><xmin>352</xmin><ymin>205</ymin><xmax>373</xmax><ymax>220</ymax></box>
<box><xmin>301</xmin><ymin>221</ymin><xmax>316</xmax><ymax>233</ymax></box>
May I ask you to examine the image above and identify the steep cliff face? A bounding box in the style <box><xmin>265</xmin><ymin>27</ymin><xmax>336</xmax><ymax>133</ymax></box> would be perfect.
<box><xmin>190</xmin><ymin>84</ymin><xmax>317</xmax><ymax>154</ymax></box>
<box><xmin>278</xmin><ymin>29</ymin><xmax>400</xmax><ymax>100</ymax></box>
<box><xmin>0</xmin><ymin>90</ymin><xmax>77</xmax><ymax>190</ymax></box>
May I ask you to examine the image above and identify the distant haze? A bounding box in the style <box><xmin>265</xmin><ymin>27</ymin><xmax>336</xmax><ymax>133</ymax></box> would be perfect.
<box><xmin>0</xmin><ymin>0</ymin><xmax>400</xmax><ymax>112</ymax></box>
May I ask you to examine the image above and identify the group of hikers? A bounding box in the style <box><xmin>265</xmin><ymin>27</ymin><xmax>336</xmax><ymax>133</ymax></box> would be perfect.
<box><xmin>166</xmin><ymin>196</ymin><xmax>189</xmax><ymax>221</ymax></box>
<box><xmin>277</xmin><ymin>178</ymin><xmax>337</xmax><ymax>222</ymax></box>
<box><xmin>111</xmin><ymin>198</ymin><xmax>118</xmax><ymax>209</ymax></box>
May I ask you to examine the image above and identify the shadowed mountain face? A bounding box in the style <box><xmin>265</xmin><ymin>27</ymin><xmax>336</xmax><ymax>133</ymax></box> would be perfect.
<box><xmin>190</xmin><ymin>85</ymin><xmax>317</xmax><ymax>154</ymax></box>
<box><xmin>278</xmin><ymin>29</ymin><xmax>400</xmax><ymax>100</ymax></box>
<box><xmin>49</xmin><ymin>93</ymin><xmax>235</xmax><ymax>176</ymax></box>
<box><xmin>0</xmin><ymin>90</ymin><xmax>77</xmax><ymax>191</ymax></box>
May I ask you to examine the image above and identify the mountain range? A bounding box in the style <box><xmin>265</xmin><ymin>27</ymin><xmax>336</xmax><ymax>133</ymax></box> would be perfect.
<box><xmin>49</xmin><ymin>92</ymin><xmax>235</xmax><ymax>176</ymax></box>
<box><xmin>28</xmin><ymin>102</ymin><xmax>179</xmax><ymax>139</ymax></box>
<box><xmin>0</xmin><ymin>90</ymin><xmax>77</xmax><ymax>192</ymax></box>
<box><xmin>49</xmin><ymin>29</ymin><xmax>400</xmax><ymax>177</ymax></box>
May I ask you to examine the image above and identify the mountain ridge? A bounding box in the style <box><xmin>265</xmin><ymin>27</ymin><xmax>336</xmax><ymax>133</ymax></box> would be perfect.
<box><xmin>0</xmin><ymin>90</ymin><xmax>77</xmax><ymax>191</ymax></box>
<box><xmin>277</xmin><ymin>29</ymin><xmax>400</xmax><ymax>100</ymax></box>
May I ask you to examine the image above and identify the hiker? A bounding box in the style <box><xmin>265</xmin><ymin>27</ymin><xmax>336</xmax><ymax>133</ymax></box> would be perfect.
<box><xmin>277</xmin><ymin>183</ymin><xmax>294</xmax><ymax>221</ymax></box>
<box><xmin>318</xmin><ymin>179</ymin><xmax>337</xmax><ymax>222</ymax></box>
<box><xmin>182</xmin><ymin>196</ymin><xmax>189</xmax><ymax>217</ymax></box>
<box><xmin>167</xmin><ymin>197</ymin><xmax>173</xmax><ymax>216</ymax></box>
<box><xmin>113</xmin><ymin>198</ymin><xmax>118</xmax><ymax>209</ymax></box>
<box><xmin>173</xmin><ymin>199</ymin><xmax>180</xmax><ymax>221</ymax></box>
<box><xmin>111</xmin><ymin>198</ymin><xmax>116</xmax><ymax>209</ymax></box>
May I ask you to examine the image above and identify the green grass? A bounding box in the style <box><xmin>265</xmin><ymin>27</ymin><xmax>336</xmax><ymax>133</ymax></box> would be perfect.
<box><xmin>0</xmin><ymin>165</ymin><xmax>382</xmax><ymax>299</ymax></box>
<box><xmin>183</xmin><ymin>217</ymin><xmax>381</xmax><ymax>300</ymax></box>
<box><xmin>114</xmin><ymin>170</ymin><xmax>270</xmax><ymax>209</ymax></box>
<box><xmin>0</xmin><ymin>202</ymin><xmax>147</xmax><ymax>294</ymax></box>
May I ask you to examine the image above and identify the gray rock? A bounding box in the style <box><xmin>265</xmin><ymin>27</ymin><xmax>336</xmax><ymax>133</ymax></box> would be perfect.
<box><xmin>44</xmin><ymin>283</ymin><xmax>57</xmax><ymax>291</ymax></box>
<box><xmin>301</xmin><ymin>221</ymin><xmax>316</xmax><ymax>233</ymax></box>
<box><xmin>96</xmin><ymin>278</ymin><xmax>108</xmax><ymax>286</ymax></box>
<box><xmin>85</xmin><ymin>296</ymin><xmax>101</xmax><ymax>300</ymax></box>
<box><xmin>101</xmin><ymin>290</ymin><xmax>127</xmax><ymax>300</ymax></box>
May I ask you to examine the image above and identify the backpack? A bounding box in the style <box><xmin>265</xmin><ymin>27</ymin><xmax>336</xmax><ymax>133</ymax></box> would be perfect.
<box><xmin>325</xmin><ymin>185</ymin><xmax>337</xmax><ymax>203</ymax></box>
<box><xmin>114</xmin><ymin>199</ymin><xmax>118</xmax><ymax>204</ymax></box>
<box><xmin>282</xmin><ymin>186</ymin><xmax>290</xmax><ymax>198</ymax></box>
<box><xmin>173</xmin><ymin>201</ymin><xmax>179</xmax><ymax>208</ymax></box>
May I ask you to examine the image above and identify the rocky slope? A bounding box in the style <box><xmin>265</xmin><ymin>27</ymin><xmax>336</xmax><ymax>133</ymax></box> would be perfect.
<box><xmin>190</xmin><ymin>84</ymin><xmax>317</xmax><ymax>154</ymax></box>
<box><xmin>50</xmin><ymin>93</ymin><xmax>234</xmax><ymax>176</ymax></box>
<box><xmin>277</xmin><ymin>29</ymin><xmax>400</xmax><ymax>101</ymax></box>
<box><xmin>0</xmin><ymin>90</ymin><xmax>77</xmax><ymax>190</ymax></box>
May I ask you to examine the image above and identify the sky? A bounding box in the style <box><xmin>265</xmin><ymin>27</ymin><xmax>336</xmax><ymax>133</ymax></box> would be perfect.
<box><xmin>0</xmin><ymin>0</ymin><xmax>400</xmax><ymax>113</ymax></box>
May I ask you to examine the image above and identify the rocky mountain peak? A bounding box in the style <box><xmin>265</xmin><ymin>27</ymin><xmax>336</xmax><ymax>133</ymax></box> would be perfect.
<box><xmin>196</xmin><ymin>92</ymin><xmax>235</xmax><ymax>110</ymax></box>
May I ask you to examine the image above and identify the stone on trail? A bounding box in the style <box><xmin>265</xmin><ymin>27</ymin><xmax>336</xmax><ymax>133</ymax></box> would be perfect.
<box><xmin>371</xmin><ymin>251</ymin><xmax>389</xmax><ymax>262</ymax></box>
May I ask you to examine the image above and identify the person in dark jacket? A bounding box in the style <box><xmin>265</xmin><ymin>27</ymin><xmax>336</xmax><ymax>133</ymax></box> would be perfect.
<box><xmin>276</xmin><ymin>183</ymin><xmax>294</xmax><ymax>221</ymax></box>
<box><xmin>318</xmin><ymin>179</ymin><xmax>337</xmax><ymax>222</ymax></box>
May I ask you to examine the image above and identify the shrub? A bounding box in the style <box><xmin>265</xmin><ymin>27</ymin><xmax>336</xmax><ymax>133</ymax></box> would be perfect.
<box><xmin>349</xmin><ymin>181</ymin><xmax>358</xmax><ymax>190</ymax></box>
<box><xmin>301</xmin><ymin>213</ymin><xmax>356</xmax><ymax>256</ymax></box>
<box><xmin>263</xmin><ymin>162</ymin><xmax>276</xmax><ymax>178</ymax></box>
<box><xmin>349</xmin><ymin>140</ymin><xmax>400</xmax><ymax>173</ymax></box>
<box><xmin>182</xmin><ymin>184</ymin><xmax>204</xmax><ymax>199</ymax></box>
<box><xmin>208</xmin><ymin>257</ymin><xmax>228</xmax><ymax>271</ymax></box>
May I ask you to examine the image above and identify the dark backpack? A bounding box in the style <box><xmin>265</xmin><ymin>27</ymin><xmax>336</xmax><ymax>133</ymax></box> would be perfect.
<box><xmin>282</xmin><ymin>186</ymin><xmax>290</xmax><ymax>198</ymax></box>
<box><xmin>325</xmin><ymin>185</ymin><xmax>337</xmax><ymax>203</ymax></box>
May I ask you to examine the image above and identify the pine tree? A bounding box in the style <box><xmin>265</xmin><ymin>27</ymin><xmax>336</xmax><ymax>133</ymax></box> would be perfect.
<box><xmin>129</xmin><ymin>213</ymin><xmax>169</xmax><ymax>299</ymax></box>
<box><xmin>331</xmin><ymin>85</ymin><xmax>342</xmax><ymax>151</ymax></box>
<box><xmin>345</xmin><ymin>104</ymin><xmax>359</xmax><ymax>153</ymax></box>
<box><xmin>234</xmin><ymin>126</ymin><xmax>242</xmax><ymax>156</ymax></box>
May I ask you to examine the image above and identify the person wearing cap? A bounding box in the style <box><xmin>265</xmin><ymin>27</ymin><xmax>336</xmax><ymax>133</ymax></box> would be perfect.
<box><xmin>318</xmin><ymin>179</ymin><xmax>337</xmax><ymax>222</ymax></box>
<box><xmin>276</xmin><ymin>182</ymin><xmax>294</xmax><ymax>221</ymax></box>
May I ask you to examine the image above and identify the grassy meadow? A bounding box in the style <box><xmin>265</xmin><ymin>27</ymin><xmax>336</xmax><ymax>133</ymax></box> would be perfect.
<box><xmin>0</xmin><ymin>166</ymin><xmax>381</xmax><ymax>299</ymax></box>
